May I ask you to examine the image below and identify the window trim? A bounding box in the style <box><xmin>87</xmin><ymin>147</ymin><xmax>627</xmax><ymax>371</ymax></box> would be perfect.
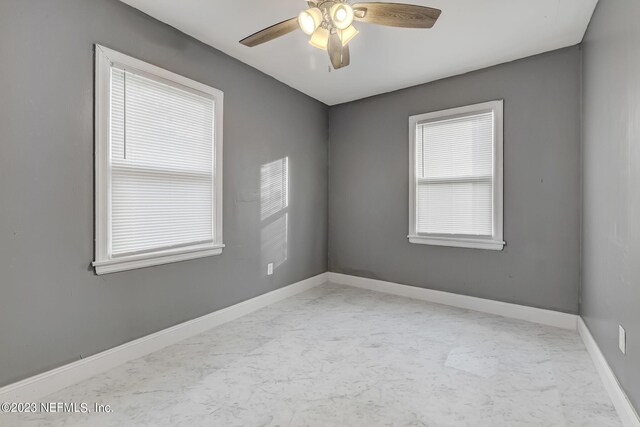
<box><xmin>93</xmin><ymin>45</ymin><xmax>224</xmax><ymax>274</ymax></box>
<box><xmin>408</xmin><ymin>100</ymin><xmax>505</xmax><ymax>251</ymax></box>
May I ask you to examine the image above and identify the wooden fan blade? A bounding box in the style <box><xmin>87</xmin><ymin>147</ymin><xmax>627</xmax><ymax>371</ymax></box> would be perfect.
<box><xmin>352</xmin><ymin>2</ymin><xmax>441</xmax><ymax>28</ymax></box>
<box><xmin>341</xmin><ymin>43</ymin><xmax>350</xmax><ymax>68</ymax></box>
<box><xmin>239</xmin><ymin>17</ymin><xmax>299</xmax><ymax>47</ymax></box>
<box><xmin>328</xmin><ymin>31</ymin><xmax>342</xmax><ymax>69</ymax></box>
<box><xmin>328</xmin><ymin>31</ymin><xmax>350</xmax><ymax>69</ymax></box>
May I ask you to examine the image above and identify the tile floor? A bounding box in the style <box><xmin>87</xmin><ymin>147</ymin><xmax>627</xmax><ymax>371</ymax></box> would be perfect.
<box><xmin>2</xmin><ymin>283</ymin><xmax>621</xmax><ymax>426</ymax></box>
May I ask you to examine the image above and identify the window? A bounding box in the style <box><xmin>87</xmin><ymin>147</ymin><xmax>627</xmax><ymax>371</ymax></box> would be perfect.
<box><xmin>408</xmin><ymin>100</ymin><xmax>504</xmax><ymax>250</ymax></box>
<box><xmin>93</xmin><ymin>45</ymin><xmax>224</xmax><ymax>274</ymax></box>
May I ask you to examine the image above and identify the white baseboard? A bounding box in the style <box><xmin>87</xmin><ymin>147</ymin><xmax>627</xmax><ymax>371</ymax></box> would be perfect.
<box><xmin>328</xmin><ymin>272</ymin><xmax>578</xmax><ymax>330</ymax></box>
<box><xmin>578</xmin><ymin>317</ymin><xmax>640</xmax><ymax>427</ymax></box>
<box><xmin>327</xmin><ymin>272</ymin><xmax>636</xmax><ymax>424</ymax></box>
<box><xmin>7</xmin><ymin>271</ymin><xmax>635</xmax><ymax>426</ymax></box>
<box><xmin>0</xmin><ymin>272</ymin><xmax>328</xmax><ymax>402</ymax></box>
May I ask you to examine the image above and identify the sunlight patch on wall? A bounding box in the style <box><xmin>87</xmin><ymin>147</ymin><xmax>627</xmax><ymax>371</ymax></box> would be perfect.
<box><xmin>260</xmin><ymin>157</ymin><xmax>289</xmax><ymax>271</ymax></box>
<box><xmin>261</xmin><ymin>213</ymin><xmax>288</xmax><ymax>270</ymax></box>
<box><xmin>260</xmin><ymin>157</ymin><xmax>289</xmax><ymax>221</ymax></box>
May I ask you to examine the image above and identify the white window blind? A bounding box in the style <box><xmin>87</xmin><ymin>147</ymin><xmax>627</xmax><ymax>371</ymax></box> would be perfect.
<box><xmin>110</xmin><ymin>68</ymin><xmax>215</xmax><ymax>256</ymax></box>
<box><xmin>93</xmin><ymin>46</ymin><xmax>224</xmax><ymax>274</ymax></box>
<box><xmin>416</xmin><ymin>112</ymin><xmax>494</xmax><ymax>236</ymax></box>
<box><xmin>409</xmin><ymin>101</ymin><xmax>504</xmax><ymax>250</ymax></box>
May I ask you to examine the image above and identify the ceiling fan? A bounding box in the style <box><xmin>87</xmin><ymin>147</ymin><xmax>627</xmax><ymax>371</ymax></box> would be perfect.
<box><xmin>239</xmin><ymin>1</ymin><xmax>441</xmax><ymax>70</ymax></box>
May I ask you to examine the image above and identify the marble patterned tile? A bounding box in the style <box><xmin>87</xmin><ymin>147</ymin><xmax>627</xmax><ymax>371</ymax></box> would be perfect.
<box><xmin>1</xmin><ymin>283</ymin><xmax>622</xmax><ymax>427</ymax></box>
<box><xmin>445</xmin><ymin>345</ymin><xmax>499</xmax><ymax>378</ymax></box>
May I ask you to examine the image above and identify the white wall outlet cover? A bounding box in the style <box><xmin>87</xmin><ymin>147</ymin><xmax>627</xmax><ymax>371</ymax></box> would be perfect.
<box><xmin>619</xmin><ymin>325</ymin><xmax>626</xmax><ymax>354</ymax></box>
<box><xmin>267</xmin><ymin>263</ymin><xmax>273</xmax><ymax>276</ymax></box>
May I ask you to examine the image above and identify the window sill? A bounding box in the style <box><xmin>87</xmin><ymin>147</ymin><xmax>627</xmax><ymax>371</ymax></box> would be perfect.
<box><xmin>93</xmin><ymin>244</ymin><xmax>225</xmax><ymax>275</ymax></box>
<box><xmin>408</xmin><ymin>235</ymin><xmax>505</xmax><ymax>251</ymax></box>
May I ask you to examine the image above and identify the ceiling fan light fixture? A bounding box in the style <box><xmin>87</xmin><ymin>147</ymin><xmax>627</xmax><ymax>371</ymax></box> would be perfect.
<box><xmin>298</xmin><ymin>7</ymin><xmax>323</xmax><ymax>35</ymax></box>
<box><xmin>339</xmin><ymin>25</ymin><xmax>359</xmax><ymax>46</ymax></box>
<box><xmin>309</xmin><ymin>26</ymin><xmax>330</xmax><ymax>50</ymax></box>
<box><xmin>330</xmin><ymin>3</ymin><xmax>354</xmax><ymax>30</ymax></box>
<box><xmin>239</xmin><ymin>2</ymin><xmax>442</xmax><ymax>71</ymax></box>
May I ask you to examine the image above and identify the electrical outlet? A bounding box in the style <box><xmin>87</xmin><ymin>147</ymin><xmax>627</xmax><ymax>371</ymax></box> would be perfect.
<box><xmin>619</xmin><ymin>325</ymin><xmax>626</xmax><ymax>355</ymax></box>
<box><xmin>267</xmin><ymin>263</ymin><xmax>273</xmax><ymax>276</ymax></box>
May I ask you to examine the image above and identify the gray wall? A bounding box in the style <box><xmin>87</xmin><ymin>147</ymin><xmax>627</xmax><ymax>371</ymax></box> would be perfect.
<box><xmin>0</xmin><ymin>0</ymin><xmax>328</xmax><ymax>387</ymax></box>
<box><xmin>581</xmin><ymin>0</ymin><xmax>640</xmax><ymax>411</ymax></box>
<box><xmin>329</xmin><ymin>46</ymin><xmax>582</xmax><ymax>314</ymax></box>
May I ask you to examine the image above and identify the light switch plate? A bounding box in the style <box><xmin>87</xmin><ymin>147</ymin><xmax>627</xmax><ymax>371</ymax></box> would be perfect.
<box><xmin>619</xmin><ymin>325</ymin><xmax>626</xmax><ymax>354</ymax></box>
<box><xmin>267</xmin><ymin>263</ymin><xmax>273</xmax><ymax>276</ymax></box>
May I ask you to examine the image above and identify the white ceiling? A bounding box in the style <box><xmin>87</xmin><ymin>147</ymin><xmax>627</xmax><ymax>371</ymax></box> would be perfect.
<box><xmin>120</xmin><ymin>0</ymin><xmax>598</xmax><ymax>105</ymax></box>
